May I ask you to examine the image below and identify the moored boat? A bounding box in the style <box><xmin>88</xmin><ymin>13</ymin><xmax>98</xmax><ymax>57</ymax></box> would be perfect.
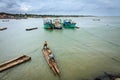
<box><xmin>0</xmin><ymin>27</ymin><xmax>7</xmax><ymax>31</ymax></box>
<box><xmin>53</xmin><ymin>19</ymin><xmax>63</xmax><ymax>29</ymax></box>
<box><xmin>42</xmin><ymin>45</ymin><xmax>61</xmax><ymax>77</ymax></box>
<box><xmin>43</xmin><ymin>19</ymin><xmax>54</xmax><ymax>29</ymax></box>
<box><xmin>2</xmin><ymin>19</ymin><xmax>9</xmax><ymax>22</ymax></box>
<box><xmin>63</xmin><ymin>19</ymin><xmax>76</xmax><ymax>28</ymax></box>
<box><xmin>92</xmin><ymin>19</ymin><xmax>100</xmax><ymax>21</ymax></box>
<box><xmin>0</xmin><ymin>55</ymin><xmax>31</xmax><ymax>72</ymax></box>
<box><xmin>25</xmin><ymin>27</ymin><xmax>38</xmax><ymax>31</ymax></box>
<box><xmin>43</xmin><ymin>19</ymin><xmax>63</xmax><ymax>30</ymax></box>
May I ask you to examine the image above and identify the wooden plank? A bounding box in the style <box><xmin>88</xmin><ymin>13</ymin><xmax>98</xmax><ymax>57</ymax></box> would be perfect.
<box><xmin>0</xmin><ymin>55</ymin><xmax>31</xmax><ymax>72</ymax></box>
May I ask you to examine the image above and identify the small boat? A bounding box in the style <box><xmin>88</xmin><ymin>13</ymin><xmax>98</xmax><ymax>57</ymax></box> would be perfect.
<box><xmin>92</xmin><ymin>19</ymin><xmax>100</xmax><ymax>21</ymax></box>
<box><xmin>63</xmin><ymin>19</ymin><xmax>76</xmax><ymax>28</ymax></box>
<box><xmin>0</xmin><ymin>27</ymin><xmax>7</xmax><ymax>31</ymax></box>
<box><xmin>2</xmin><ymin>20</ymin><xmax>9</xmax><ymax>22</ymax></box>
<box><xmin>0</xmin><ymin>55</ymin><xmax>31</xmax><ymax>72</ymax></box>
<box><xmin>42</xmin><ymin>46</ymin><xmax>61</xmax><ymax>77</ymax></box>
<box><xmin>76</xmin><ymin>26</ymin><xmax>80</xmax><ymax>29</ymax></box>
<box><xmin>25</xmin><ymin>27</ymin><xmax>38</xmax><ymax>31</ymax></box>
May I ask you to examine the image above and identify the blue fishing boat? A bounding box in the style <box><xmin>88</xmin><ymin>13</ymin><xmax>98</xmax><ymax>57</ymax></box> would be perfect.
<box><xmin>63</xmin><ymin>19</ymin><xmax>76</xmax><ymax>28</ymax></box>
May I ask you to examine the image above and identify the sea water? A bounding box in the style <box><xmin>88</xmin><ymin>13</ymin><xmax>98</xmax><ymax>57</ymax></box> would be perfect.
<box><xmin>0</xmin><ymin>17</ymin><xmax>120</xmax><ymax>80</ymax></box>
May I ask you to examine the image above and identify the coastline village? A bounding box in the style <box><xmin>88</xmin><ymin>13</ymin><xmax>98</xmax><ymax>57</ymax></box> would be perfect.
<box><xmin>0</xmin><ymin>12</ymin><xmax>93</xmax><ymax>19</ymax></box>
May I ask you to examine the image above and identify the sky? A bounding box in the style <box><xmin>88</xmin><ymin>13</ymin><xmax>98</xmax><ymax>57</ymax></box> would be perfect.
<box><xmin>0</xmin><ymin>0</ymin><xmax>120</xmax><ymax>16</ymax></box>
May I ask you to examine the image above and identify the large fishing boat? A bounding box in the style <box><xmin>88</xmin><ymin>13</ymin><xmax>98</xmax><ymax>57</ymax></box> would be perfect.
<box><xmin>43</xmin><ymin>19</ymin><xmax>54</xmax><ymax>29</ymax></box>
<box><xmin>63</xmin><ymin>19</ymin><xmax>76</xmax><ymax>28</ymax></box>
<box><xmin>53</xmin><ymin>19</ymin><xmax>63</xmax><ymax>29</ymax></box>
<box><xmin>43</xmin><ymin>19</ymin><xmax>62</xmax><ymax>29</ymax></box>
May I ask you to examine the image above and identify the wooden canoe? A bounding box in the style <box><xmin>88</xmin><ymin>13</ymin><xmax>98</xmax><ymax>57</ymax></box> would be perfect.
<box><xmin>0</xmin><ymin>55</ymin><xmax>31</xmax><ymax>72</ymax></box>
<box><xmin>0</xmin><ymin>27</ymin><xmax>7</xmax><ymax>31</ymax></box>
<box><xmin>25</xmin><ymin>27</ymin><xmax>38</xmax><ymax>31</ymax></box>
<box><xmin>42</xmin><ymin>48</ymin><xmax>61</xmax><ymax>77</ymax></box>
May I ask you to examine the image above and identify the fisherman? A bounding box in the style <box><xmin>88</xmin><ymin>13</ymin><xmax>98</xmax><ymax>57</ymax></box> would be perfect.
<box><xmin>49</xmin><ymin>52</ymin><xmax>55</xmax><ymax>63</ymax></box>
<box><xmin>43</xmin><ymin>41</ymin><xmax>47</xmax><ymax>49</ymax></box>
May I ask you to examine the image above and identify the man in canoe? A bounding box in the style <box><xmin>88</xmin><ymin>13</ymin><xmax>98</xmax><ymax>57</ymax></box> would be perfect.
<box><xmin>43</xmin><ymin>41</ymin><xmax>47</xmax><ymax>49</ymax></box>
<box><xmin>49</xmin><ymin>53</ymin><xmax>55</xmax><ymax>63</ymax></box>
<box><xmin>46</xmin><ymin>48</ymin><xmax>55</xmax><ymax>63</ymax></box>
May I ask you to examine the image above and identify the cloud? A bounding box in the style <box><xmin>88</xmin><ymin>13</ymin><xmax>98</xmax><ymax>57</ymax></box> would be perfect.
<box><xmin>20</xmin><ymin>3</ymin><xmax>32</xmax><ymax>12</ymax></box>
<box><xmin>0</xmin><ymin>0</ymin><xmax>120</xmax><ymax>16</ymax></box>
<box><xmin>0</xmin><ymin>0</ymin><xmax>32</xmax><ymax>13</ymax></box>
<box><xmin>0</xmin><ymin>0</ymin><xmax>20</xmax><ymax>12</ymax></box>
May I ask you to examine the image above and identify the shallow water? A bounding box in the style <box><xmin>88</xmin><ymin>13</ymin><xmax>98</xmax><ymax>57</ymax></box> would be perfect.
<box><xmin>0</xmin><ymin>17</ymin><xmax>120</xmax><ymax>80</ymax></box>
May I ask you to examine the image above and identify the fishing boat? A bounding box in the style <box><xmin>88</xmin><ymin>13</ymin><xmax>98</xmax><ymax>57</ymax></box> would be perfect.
<box><xmin>25</xmin><ymin>27</ymin><xmax>38</xmax><ymax>31</ymax></box>
<box><xmin>43</xmin><ymin>19</ymin><xmax>62</xmax><ymax>29</ymax></box>
<box><xmin>63</xmin><ymin>19</ymin><xmax>76</xmax><ymax>28</ymax></box>
<box><xmin>42</xmin><ymin>46</ymin><xmax>60</xmax><ymax>77</ymax></box>
<box><xmin>0</xmin><ymin>55</ymin><xmax>31</xmax><ymax>72</ymax></box>
<box><xmin>0</xmin><ymin>27</ymin><xmax>7</xmax><ymax>31</ymax></box>
<box><xmin>53</xmin><ymin>19</ymin><xmax>63</xmax><ymax>29</ymax></box>
<box><xmin>43</xmin><ymin>19</ymin><xmax>54</xmax><ymax>29</ymax></box>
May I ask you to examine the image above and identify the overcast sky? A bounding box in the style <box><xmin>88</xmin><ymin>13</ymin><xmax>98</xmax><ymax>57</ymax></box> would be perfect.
<box><xmin>0</xmin><ymin>0</ymin><xmax>120</xmax><ymax>16</ymax></box>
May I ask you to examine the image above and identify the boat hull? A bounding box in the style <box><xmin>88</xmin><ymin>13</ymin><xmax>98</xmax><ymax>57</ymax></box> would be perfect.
<box><xmin>44</xmin><ymin>24</ymin><xmax>62</xmax><ymax>30</ymax></box>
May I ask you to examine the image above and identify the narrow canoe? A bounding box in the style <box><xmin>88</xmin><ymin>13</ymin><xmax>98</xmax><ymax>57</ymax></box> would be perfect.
<box><xmin>0</xmin><ymin>27</ymin><xmax>7</xmax><ymax>31</ymax></box>
<box><xmin>42</xmin><ymin>48</ymin><xmax>60</xmax><ymax>77</ymax></box>
<box><xmin>0</xmin><ymin>55</ymin><xmax>31</xmax><ymax>72</ymax></box>
<box><xmin>25</xmin><ymin>27</ymin><xmax>38</xmax><ymax>31</ymax></box>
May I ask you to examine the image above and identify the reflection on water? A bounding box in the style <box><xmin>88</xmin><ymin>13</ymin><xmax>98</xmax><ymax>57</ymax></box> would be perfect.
<box><xmin>0</xmin><ymin>17</ymin><xmax>120</xmax><ymax>80</ymax></box>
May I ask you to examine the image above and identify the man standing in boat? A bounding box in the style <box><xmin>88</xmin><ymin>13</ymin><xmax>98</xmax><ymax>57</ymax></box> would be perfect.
<box><xmin>43</xmin><ymin>41</ymin><xmax>48</xmax><ymax>49</ymax></box>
